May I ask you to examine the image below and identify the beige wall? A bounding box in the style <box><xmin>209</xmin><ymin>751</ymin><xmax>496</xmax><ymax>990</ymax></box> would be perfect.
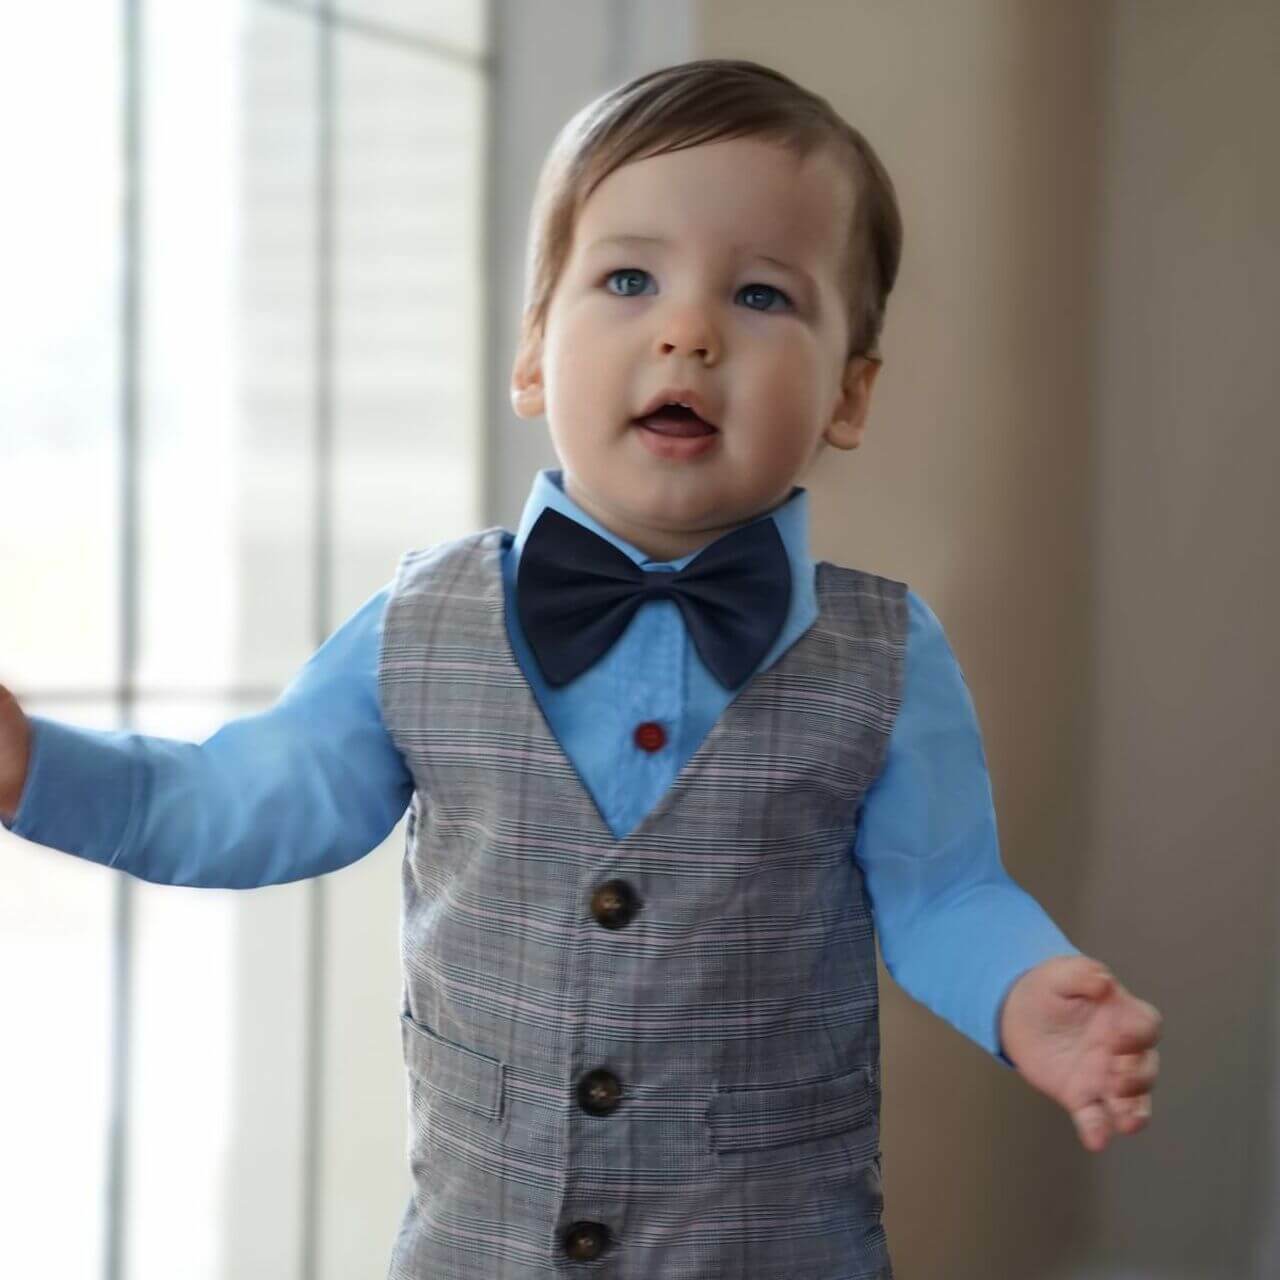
<box><xmin>696</xmin><ymin>2</ymin><xmax>1280</xmax><ymax>1277</ymax></box>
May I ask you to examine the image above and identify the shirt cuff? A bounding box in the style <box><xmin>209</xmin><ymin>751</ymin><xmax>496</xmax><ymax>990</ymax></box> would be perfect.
<box><xmin>3</xmin><ymin>715</ymin><xmax>142</xmax><ymax>867</ymax></box>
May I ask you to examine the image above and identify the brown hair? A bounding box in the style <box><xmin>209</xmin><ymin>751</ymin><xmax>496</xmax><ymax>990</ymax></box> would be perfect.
<box><xmin>518</xmin><ymin>58</ymin><xmax>903</xmax><ymax>365</ymax></box>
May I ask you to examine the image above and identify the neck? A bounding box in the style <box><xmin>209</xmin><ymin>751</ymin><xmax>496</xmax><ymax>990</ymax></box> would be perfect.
<box><xmin>559</xmin><ymin>475</ymin><xmax>785</xmax><ymax>563</ymax></box>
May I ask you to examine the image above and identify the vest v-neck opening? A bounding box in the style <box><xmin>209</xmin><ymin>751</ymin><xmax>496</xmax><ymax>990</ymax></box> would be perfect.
<box><xmin>483</xmin><ymin>528</ymin><xmax>827</xmax><ymax>848</ymax></box>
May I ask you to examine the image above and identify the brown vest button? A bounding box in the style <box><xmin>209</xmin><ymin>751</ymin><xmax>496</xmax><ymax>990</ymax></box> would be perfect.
<box><xmin>589</xmin><ymin>879</ymin><xmax>640</xmax><ymax>929</ymax></box>
<box><xmin>562</xmin><ymin>1220</ymin><xmax>611</xmax><ymax>1261</ymax></box>
<box><xmin>633</xmin><ymin>720</ymin><xmax>666</xmax><ymax>752</ymax></box>
<box><xmin>576</xmin><ymin>1068</ymin><xmax>623</xmax><ymax>1115</ymax></box>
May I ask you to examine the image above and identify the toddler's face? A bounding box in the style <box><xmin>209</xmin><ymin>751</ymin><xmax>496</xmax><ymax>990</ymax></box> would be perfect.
<box><xmin>512</xmin><ymin>135</ymin><xmax>880</xmax><ymax>560</ymax></box>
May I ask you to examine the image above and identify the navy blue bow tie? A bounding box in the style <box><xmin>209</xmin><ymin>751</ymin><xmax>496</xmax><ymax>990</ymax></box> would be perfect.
<box><xmin>516</xmin><ymin>507</ymin><xmax>791</xmax><ymax>691</ymax></box>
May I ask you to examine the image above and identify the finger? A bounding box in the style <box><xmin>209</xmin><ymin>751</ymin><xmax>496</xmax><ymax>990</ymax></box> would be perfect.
<box><xmin>1073</xmin><ymin>1099</ymin><xmax>1113</xmax><ymax>1152</ymax></box>
<box><xmin>1141</xmin><ymin>1001</ymin><xmax>1164</xmax><ymax>1043</ymax></box>
<box><xmin>1108</xmin><ymin>1048</ymin><xmax>1160</xmax><ymax>1097</ymax></box>
<box><xmin>1101</xmin><ymin>1002</ymin><xmax>1164</xmax><ymax>1054</ymax></box>
<box><xmin>1052</xmin><ymin>958</ymin><xmax>1115</xmax><ymax>1002</ymax></box>
<box><xmin>1116</xmin><ymin>995</ymin><xmax>1164</xmax><ymax>1038</ymax></box>
<box><xmin>1104</xmin><ymin>1091</ymin><xmax>1152</xmax><ymax>1134</ymax></box>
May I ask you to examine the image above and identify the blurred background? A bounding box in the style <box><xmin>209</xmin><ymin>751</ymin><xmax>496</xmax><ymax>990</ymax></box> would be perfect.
<box><xmin>0</xmin><ymin>2</ymin><xmax>1276</xmax><ymax>1277</ymax></box>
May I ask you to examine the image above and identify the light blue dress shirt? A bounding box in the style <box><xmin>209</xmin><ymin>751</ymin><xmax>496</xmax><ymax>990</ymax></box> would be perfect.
<box><xmin>4</xmin><ymin>468</ymin><xmax>1079</xmax><ymax>1064</ymax></box>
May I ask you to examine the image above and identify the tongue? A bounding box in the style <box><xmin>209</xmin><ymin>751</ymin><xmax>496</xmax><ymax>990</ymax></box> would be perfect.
<box><xmin>637</xmin><ymin>412</ymin><xmax>716</xmax><ymax>437</ymax></box>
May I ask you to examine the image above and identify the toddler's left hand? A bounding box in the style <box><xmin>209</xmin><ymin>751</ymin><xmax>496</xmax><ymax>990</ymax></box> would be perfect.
<box><xmin>999</xmin><ymin>954</ymin><xmax>1162</xmax><ymax>1152</ymax></box>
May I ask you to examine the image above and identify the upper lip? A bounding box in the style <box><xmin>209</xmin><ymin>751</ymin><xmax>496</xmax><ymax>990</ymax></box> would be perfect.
<box><xmin>633</xmin><ymin>387</ymin><xmax>720</xmax><ymax>429</ymax></box>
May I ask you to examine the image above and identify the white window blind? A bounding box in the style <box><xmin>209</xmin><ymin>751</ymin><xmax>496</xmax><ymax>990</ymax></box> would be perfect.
<box><xmin>0</xmin><ymin>3</ymin><xmax>489</xmax><ymax>1277</ymax></box>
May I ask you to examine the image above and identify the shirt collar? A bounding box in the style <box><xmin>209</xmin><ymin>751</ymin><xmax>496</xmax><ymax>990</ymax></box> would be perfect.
<box><xmin>512</xmin><ymin>467</ymin><xmax>814</xmax><ymax>579</ymax></box>
<box><xmin>508</xmin><ymin>469</ymin><xmax>819</xmax><ymax>677</ymax></box>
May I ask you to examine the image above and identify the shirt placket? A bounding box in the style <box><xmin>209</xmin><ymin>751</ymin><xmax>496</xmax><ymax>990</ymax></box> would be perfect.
<box><xmin>609</xmin><ymin>581</ymin><xmax>685</xmax><ymax>833</ymax></box>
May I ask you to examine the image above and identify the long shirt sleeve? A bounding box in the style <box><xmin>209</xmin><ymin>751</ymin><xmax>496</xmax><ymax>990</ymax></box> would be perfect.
<box><xmin>3</xmin><ymin>586</ymin><xmax>412</xmax><ymax>888</ymax></box>
<box><xmin>854</xmin><ymin>591</ymin><xmax>1081</xmax><ymax>1064</ymax></box>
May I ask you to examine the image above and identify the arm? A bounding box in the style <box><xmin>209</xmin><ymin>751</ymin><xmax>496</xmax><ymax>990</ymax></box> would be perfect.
<box><xmin>853</xmin><ymin>589</ymin><xmax>1082</xmax><ymax>1067</ymax></box>
<box><xmin>1</xmin><ymin>585</ymin><xmax>414</xmax><ymax>888</ymax></box>
<box><xmin>855</xmin><ymin>590</ymin><xmax>1162</xmax><ymax>1149</ymax></box>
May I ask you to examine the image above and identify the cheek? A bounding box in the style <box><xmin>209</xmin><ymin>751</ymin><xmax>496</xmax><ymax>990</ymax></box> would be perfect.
<box><xmin>745</xmin><ymin>349</ymin><xmax>818</xmax><ymax>414</ymax></box>
<box><xmin>546</xmin><ymin>307</ymin><xmax>624</xmax><ymax>381</ymax></box>
<box><xmin>553</xmin><ymin>290</ymin><xmax>623</xmax><ymax>341</ymax></box>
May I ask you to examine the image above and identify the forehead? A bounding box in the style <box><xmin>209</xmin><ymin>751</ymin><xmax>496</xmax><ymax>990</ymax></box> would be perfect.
<box><xmin>573</xmin><ymin>136</ymin><xmax>851</xmax><ymax>271</ymax></box>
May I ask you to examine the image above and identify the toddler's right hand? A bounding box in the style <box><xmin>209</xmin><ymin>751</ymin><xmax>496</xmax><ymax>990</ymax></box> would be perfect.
<box><xmin>0</xmin><ymin>684</ymin><xmax>32</xmax><ymax>824</ymax></box>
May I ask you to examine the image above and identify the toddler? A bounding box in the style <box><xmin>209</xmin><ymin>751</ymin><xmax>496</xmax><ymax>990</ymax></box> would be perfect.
<box><xmin>0</xmin><ymin>58</ymin><xmax>1161</xmax><ymax>1279</ymax></box>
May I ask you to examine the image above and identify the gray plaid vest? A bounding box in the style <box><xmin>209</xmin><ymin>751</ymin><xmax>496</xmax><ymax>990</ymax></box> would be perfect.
<box><xmin>378</xmin><ymin>527</ymin><xmax>908</xmax><ymax>1279</ymax></box>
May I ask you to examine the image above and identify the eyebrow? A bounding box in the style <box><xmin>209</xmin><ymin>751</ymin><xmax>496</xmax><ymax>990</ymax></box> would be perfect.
<box><xmin>587</xmin><ymin>233</ymin><xmax>815</xmax><ymax>291</ymax></box>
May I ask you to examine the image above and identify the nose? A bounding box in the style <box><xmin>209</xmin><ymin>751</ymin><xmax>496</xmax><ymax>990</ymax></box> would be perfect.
<box><xmin>654</xmin><ymin>299</ymin><xmax>719</xmax><ymax>364</ymax></box>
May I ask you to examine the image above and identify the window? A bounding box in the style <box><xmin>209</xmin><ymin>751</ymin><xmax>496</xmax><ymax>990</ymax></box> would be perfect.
<box><xmin>0</xmin><ymin>3</ymin><xmax>489</xmax><ymax>1275</ymax></box>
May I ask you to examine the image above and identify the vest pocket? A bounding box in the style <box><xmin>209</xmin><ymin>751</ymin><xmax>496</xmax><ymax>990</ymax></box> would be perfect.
<box><xmin>400</xmin><ymin>1011</ymin><xmax>506</xmax><ymax>1122</ymax></box>
<box><xmin>707</xmin><ymin>1063</ymin><xmax>874</xmax><ymax>1154</ymax></box>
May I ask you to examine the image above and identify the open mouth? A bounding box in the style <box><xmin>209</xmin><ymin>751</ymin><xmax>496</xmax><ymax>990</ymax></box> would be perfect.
<box><xmin>632</xmin><ymin>404</ymin><xmax>719</xmax><ymax>437</ymax></box>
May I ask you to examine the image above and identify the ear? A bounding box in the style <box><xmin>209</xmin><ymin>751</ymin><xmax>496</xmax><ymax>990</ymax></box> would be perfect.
<box><xmin>823</xmin><ymin>355</ymin><xmax>882</xmax><ymax>451</ymax></box>
<box><xmin>510</xmin><ymin>323</ymin><xmax>547</xmax><ymax>421</ymax></box>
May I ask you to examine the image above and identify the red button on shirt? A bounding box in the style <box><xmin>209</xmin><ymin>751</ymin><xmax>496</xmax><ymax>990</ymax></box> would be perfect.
<box><xmin>633</xmin><ymin>721</ymin><xmax>666</xmax><ymax>752</ymax></box>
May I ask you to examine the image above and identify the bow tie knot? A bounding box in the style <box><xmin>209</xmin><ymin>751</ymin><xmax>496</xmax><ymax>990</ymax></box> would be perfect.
<box><xmin>516</xmin><ymin>507</ymin><xmax>791</xmax><ymax>691</ymax></box>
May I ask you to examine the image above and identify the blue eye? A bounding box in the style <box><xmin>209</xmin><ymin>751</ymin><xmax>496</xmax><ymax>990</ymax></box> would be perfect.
<box><xmin>604</xmin><ymin>268</ymin><xmax>653</xmax><ymax>297</ymax></box>
<box><xmin>738</xmin><ymin>283</ymin><xmax>791</xmax><ymax>311</ymax></box>
<box><xmin>602</xmin><ymin>268</ymin><xmax>792</xmax><ymax>311</ymax></box>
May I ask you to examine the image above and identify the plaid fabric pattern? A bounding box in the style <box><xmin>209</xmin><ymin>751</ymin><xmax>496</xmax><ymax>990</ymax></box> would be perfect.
<box><xmin>377</xmin><ymin>527</ymin><xmax>908</xmax><ymax>1279</ymax></box>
